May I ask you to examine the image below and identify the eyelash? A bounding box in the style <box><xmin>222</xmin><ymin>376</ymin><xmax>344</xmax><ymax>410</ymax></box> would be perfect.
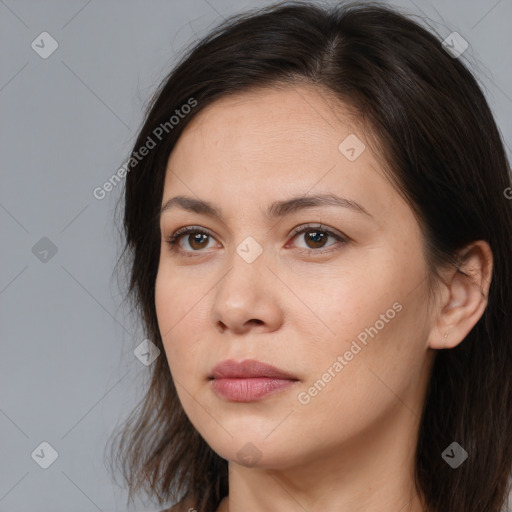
<box><xmin>164</xmin><ymin>224</ymin><xmax>347</xmax><ymax>258</ymax></box>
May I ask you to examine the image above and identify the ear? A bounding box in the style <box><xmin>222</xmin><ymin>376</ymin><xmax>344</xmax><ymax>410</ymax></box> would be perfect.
<box><xmin>428</xmin><ymin>240</ymin><xmax>493</xmax><ymax>350</ymax></box>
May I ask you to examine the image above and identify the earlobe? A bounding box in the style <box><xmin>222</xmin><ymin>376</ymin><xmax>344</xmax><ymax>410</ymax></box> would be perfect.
<box><xmin>428</xmin><ymin>240</ymin><xmax>493</xmax><ymax>350</ymax></box>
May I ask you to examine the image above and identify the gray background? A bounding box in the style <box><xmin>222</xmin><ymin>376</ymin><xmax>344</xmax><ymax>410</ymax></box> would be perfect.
<box><xmin>1</xmin><ymin>0</ymin><xmax>511</xmax><ymax>511</ymax></box>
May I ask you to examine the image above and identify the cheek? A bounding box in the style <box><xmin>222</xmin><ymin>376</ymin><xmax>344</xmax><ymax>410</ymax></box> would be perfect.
<box><xmin>155</xmin><ymin>270</ymin><xmax>214</xmax><ymax>435</ymax></box>
<box><xmin>293</xmin><ymin>305</ymin><xmax>426</xmax><ymax>449</ymax></box>
<box><xmin>289</xmin><ymin>250</ymin><xmax>429</xmax><ymax>399</ymax></box>
<box><xmin>279</xmin><ymin>250</ymin><xmax>402</xmax><ymax>343</ymax></box>
<box><xmin>154</xmin><ymin>265</ymin><xmax>203</xmax><ymax>375</ymax></box>
<box><xmin>155</xmin><ymin>257</ymin><xmax>208</xmax><ymax>331</ymax></box>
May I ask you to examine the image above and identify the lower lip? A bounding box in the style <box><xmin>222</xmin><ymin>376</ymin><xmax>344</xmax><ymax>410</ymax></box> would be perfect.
<box><xmin>210</xmin><ymin>377</ymin><xmax>298</xmax><ymax>402</ymax></box>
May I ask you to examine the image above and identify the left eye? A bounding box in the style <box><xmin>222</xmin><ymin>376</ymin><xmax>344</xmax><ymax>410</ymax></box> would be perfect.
<box><xmin>287</xmin><ymin>225</ymin><xmax>346</xmax><ymax>252</ymax></box>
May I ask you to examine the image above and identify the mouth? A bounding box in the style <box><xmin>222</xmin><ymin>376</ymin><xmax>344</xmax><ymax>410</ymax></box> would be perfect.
<box><xmin>209</xmin><ymin>359</ymin><xmax>300</xmax><ymax>402</ymax></box>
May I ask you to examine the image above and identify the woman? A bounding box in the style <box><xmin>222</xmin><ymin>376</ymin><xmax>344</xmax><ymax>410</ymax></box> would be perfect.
<box><xmin>105</xmin><ymin>2</ymin><xmax>512</xmax><ymax>511</ymax></box>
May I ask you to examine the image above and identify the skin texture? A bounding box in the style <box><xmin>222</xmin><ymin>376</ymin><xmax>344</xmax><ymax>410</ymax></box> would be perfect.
<box><xmin>155</xmin><ymin>85</ymin><xmax>493</xmax><ymax>512</ymax></box>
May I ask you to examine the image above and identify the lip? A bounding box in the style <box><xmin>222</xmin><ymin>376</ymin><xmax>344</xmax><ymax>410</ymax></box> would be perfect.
<box><xmin>209</xmin><ymin>359</ymin><xmax>300</xmax><ymax>402</ymax></box>
<box><xmin>209</xmin><ymin>358</ymin><xmax>298</xmax><ymax>380</ymax></box>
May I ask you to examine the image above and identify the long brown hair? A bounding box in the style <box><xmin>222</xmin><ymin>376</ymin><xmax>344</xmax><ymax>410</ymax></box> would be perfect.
<box><xmin>105</xmin><ymin>2</ymin><xmax>512</xmax><ymax>511</ymax></box>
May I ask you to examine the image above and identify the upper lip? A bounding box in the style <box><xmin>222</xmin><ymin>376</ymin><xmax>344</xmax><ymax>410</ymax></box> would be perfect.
<box><xmin>209</xmin><ymin>359</ymin><xmax>299</xmax><ymax>380</ymax></box>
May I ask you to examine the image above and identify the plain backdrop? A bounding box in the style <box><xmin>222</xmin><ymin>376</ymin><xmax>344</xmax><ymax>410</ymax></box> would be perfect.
<box><xmin>1</xmin><ymin>0</ymin><xmax>511</xmax><ymax>511</ymax></box>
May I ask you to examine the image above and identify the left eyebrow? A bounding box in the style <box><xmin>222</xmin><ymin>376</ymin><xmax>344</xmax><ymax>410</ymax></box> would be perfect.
<box><xmin>265</xmin><ymin>193</ymin><xmax>373</xmax><ymax>219</ymax></box>
<box><xmin>159</xmin><ymin>192</ymin><xmax>373</xmax><ymax>220</ymax></box>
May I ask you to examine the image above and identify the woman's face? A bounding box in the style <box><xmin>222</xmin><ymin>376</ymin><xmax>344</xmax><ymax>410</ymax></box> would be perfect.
<box><xmin>155</xmin><ymin>85</ymin><xmax>437</xmax><ymax>470</ymax></box>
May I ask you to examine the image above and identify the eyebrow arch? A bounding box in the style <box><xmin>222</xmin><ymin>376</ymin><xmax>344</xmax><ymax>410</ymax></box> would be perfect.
<box><xmin>160</xmin><ymin>193</ymin><xmax>373</xmax><ymax>221</ymax></box>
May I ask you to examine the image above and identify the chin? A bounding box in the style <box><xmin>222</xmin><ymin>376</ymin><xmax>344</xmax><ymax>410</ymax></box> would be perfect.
<box><xmin>200</xmin><ymin>429</ymin><xmax>304</xmax><ymax>470</ymax></box>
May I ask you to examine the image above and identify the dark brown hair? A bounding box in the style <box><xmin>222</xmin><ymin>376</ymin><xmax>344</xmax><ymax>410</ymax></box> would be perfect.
<box><xmin>105</xmin><ymin>2</ymin><xmax>512</xmax><ymax>511</ymax></box>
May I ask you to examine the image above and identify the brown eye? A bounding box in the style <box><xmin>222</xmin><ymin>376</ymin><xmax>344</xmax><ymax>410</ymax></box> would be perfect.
<box><xmin>165</xmin><ymin>226</ymin><xmax>216</xmax><ymax>255</ymax></box>
<box><xmin>187</xmin><ymin>233</ymin><xmax>210</xmax><ymax>250</ymax></box>
<box><xmin>289</xmin><ymin>224</ymin><xmax>346</xmax><ymax>253</ymax></box>
<box><xmin>302</xmin><ymin>230</ymin><xmax>329</xmax><ymax>249</ymax></box>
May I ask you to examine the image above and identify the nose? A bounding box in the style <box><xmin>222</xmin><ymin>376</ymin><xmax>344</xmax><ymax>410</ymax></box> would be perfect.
<box><xmin>210</xmin><ymin>247</ymin><xmax>283</xmax><ymax>335</ymax></box>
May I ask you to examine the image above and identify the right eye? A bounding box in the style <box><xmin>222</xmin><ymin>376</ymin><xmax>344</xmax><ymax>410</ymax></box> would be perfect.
<box><xmin>165</xmin><ymin>226</ymin><xmax>218</xmax><ymax>256</ymax></box>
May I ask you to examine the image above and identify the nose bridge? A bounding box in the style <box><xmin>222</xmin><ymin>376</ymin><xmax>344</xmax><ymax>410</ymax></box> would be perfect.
<box><xmin>235</xmin><ymin>234</ymin><xmax>266</xmax><ymax>266</ymax></box>
<box><xmin>218</xmin><ymin>234</ymin><xmax>268</xmax><ymax>301</ymax></box>
<box><xmin>210</xmin><ymin>235</ymin><xmax>279</xmax><ymax>331</ymax></box>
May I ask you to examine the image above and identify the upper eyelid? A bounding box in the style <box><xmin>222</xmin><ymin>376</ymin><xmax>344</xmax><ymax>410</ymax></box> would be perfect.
<box><xmin>167</xmin><ymin>224</ymin><xmax>346</xmax><ymax>247</ymax></box>
<box><xmin>289</xmin><ymin>223</ymin><xmax>345</xmax><ymax>239</ymax></box>
<box><xmin>168</xmin><ymin>223</ymin><xmax>342</xmax><ymax>238</ymax></box>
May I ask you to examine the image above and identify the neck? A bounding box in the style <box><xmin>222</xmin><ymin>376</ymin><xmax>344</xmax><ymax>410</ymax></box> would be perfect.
<box><xmin>220</xmin><ymin>399</ymin><xmax>427</xmax><ymax>512</ymax></box>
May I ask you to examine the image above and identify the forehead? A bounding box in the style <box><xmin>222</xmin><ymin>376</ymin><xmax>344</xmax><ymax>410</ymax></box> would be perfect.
<box><xmin>163</xmin><ymin>85</ymin><xmax>396</xmax><ymax>220</ymax></box>
<box><xmin>172</xmin><ymin>85</ymin><xmax>360</xmax><ymax>162</ymax></box>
